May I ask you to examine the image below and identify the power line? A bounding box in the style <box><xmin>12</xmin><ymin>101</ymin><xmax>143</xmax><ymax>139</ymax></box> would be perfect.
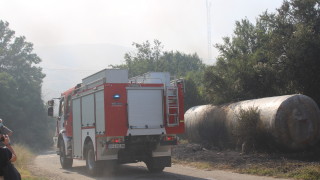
<box><xmin>42</xmin><ymin>67</ymin><xmax>98</xmax><ymax>73</ymax></box>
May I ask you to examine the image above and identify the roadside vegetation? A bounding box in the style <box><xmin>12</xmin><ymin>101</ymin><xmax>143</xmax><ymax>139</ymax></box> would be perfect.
<box><xmin>173</xmin><ymin>141</ymin><xmax>320</xmax><ymax>180</ymax></box>
<box><xmin>13</xmin><ymin>144</ymin><xmax>47</xmax><ymax>180</ymax></box>
<box><xmin>204</xmin><ymin>0</ymin><xmax>320</xmax><ymax>106</ymax></box>
<box><xmin>232</xmin><ymin>106</ymin><xmax>260</xmax><ymax>153</ymax></box>
<box><xmin>0</xmin><ymin>20</ymin><xmax>51</xmax><ymax>178</ymax></box>
<box><xmin>0</xmin><ymin>20</ymin><xmax>53</xmax><ymax>150</ymax></box>
<box><xmin>240</xmin><ymin>163</ymin><xmax>320</xmax><ymax>180</ymax></box>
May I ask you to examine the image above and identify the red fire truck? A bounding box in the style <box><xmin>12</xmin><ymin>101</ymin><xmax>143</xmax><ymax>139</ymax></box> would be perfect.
<box><xmin>47</xmin><ymin>69</ymin><xmax>185</xmax><ymax>175</ymax></box>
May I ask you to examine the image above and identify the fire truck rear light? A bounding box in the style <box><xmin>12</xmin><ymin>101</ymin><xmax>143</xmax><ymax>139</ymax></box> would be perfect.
<box><xmin>163</xmin><ymin>136</ymin><xmax>176</xmax><ymax>141</ymax></box>
<box><xmin>108</xmin><ymin>137</ymin><xmax>124</xmax><ymax>143</ymax></box>
<box><xmin>160</xmin><ymin>135</ymin><xmax>178</xmax><ymax>146</ymax></box>
<box><xmin>106</xmin><ymin>137</ymin><xmax>125</xmax><ymax>149</ymax></box>
<box><xmin>110</xmin><ymin>137</ymin><xmax>123</xmax><ymax>143</ymax></box>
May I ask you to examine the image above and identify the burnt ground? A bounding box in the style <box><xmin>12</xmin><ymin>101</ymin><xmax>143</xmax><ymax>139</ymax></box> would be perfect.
<box><xmin>172</xmin><ymin>142</ymin><xmax>320</xmax><ymax>179</ymax></box>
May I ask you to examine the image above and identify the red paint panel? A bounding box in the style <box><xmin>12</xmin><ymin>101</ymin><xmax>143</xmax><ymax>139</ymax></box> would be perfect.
<box><xmin>65</xmin><ymin>116</ymin><xmax>73</xmax><ymax>137</ymax></box>
<box><xmin>105</xmin><ymin>84</ymin><xmax>128</xmax><ymax>136</ymax></box>
<box><xmin>64</xmin><ymin>91</ymin><xmax>74</xmax><ymax>137</ymax></box>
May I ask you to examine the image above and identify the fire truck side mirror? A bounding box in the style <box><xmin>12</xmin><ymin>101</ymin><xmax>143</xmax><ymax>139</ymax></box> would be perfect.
<box><xmin>47</xmin><ymin>100</ymin><xmax>54</xmax><ymax>107</ymax></box>
<box><xmin>48</xmin><ymin>107</ymin><xmax>54</xmax><ymax>117</ymax></box>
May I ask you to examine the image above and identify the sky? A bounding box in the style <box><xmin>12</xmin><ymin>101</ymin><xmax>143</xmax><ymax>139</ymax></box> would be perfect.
<box><xmin>0</xmin><ymin>0</ymin><xmax>283</xmax><ymax>99</ymax></box>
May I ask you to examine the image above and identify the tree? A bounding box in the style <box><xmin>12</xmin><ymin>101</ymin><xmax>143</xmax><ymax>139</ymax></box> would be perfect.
<box><xmin>204</xmin><ymin>19</ymin><xmax>280</xmax><ymax>104</ymax></box>
<box><xmin>204</xmin><ymin>0</ymin><xmax>320</xmax><ymax>105</ymax></box>
<box><xmin>113</xmin><ymin>40</ymin><xmax>163</xmax><ymax>77</ymax></box>
<box><xmin>0</xmin><ymin>20</ymin><xmax>51</xmax><ymax>149</ymax></box>
<box><xmin>111</xmin><ymin>40</ymin><xmax>207</xmax><ymax>110</ymax></box>
<box><xmin>272</xmin><ymin>0</ymin><xmax>320</xmax><ymax>103</ymax></box>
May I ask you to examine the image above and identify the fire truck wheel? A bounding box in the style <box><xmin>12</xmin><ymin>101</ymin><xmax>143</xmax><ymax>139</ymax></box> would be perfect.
<box><xmin>59</xmin><ymin>141</ymin><xmax>73</xmax><ymax>169</ymax></box>
<box><xmin>86</xmin><ymin>142</ymin><xmax>102</xmax><ymax>176</ymax></box>
<box><xmin>145</xmin><ymin>159</ymin><xmax>165</xmax><ymax>173</ymax></box>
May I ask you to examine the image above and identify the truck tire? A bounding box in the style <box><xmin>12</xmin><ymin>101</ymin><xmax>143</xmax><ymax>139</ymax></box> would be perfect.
<box><xmin>59</xmin><ymin>141</ymin><xmax>73</xmax><ymax>169</ymax></box>
<box><xmin>86</xmin><ymin>142</ymin><xmax>102</xmax><ymax>176</ymax></box>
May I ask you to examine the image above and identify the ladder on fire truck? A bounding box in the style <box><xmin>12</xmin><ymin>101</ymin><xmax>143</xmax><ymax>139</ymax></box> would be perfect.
<box><xmin>166</xmin><ymin>84</ymin><xmax>180</xmax><ymax>127</ymax></box>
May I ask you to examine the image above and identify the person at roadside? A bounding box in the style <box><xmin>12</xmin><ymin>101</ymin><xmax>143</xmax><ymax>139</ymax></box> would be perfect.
<box><xmin>0</xmin><ymin>119</ymin><xmax>13</xmax><ymax>148</ymax></box>
<box><xmin>0</xmin><ymin>119</ymin><xmax>13</xmax><ymax>136</ymax></box>
<box><xmin>0</xmin><ymin>134</ymin><xmax>21</xmax><ymax>180</ymax></box>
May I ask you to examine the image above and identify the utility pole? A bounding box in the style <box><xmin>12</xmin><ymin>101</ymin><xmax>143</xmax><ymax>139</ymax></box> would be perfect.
<box><xmin>206</xmin><ymin>0</ymin><xmax>212</xmax><ymax>61</ymax></box>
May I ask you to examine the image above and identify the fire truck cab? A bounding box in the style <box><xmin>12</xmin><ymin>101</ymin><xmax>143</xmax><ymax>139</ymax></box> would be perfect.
<box><xmin>47</xmin><ymin>69</ymin><xmax>184</xmax><ymax>175</ymax></box>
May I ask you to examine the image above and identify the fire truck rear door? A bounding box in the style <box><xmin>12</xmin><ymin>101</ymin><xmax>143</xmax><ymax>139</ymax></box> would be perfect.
<box><xmin>126</xmin><ymin>87</ymin><xmax>165</xmax><ymax>135</ymax></box>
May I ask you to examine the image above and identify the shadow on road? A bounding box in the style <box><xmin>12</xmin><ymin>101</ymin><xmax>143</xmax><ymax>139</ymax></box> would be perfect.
<box><xmin>36</xmin><ymin>150</ymin><xmax>210</xmax><ymax>180</ymax></box>
<box><xmin>67</xmin><ymin>163</ymin><xmax>209</xmax><ymax>180</ymax></box>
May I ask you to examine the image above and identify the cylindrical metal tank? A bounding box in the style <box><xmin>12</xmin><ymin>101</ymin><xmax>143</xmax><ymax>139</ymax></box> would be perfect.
<box><xmin>185</xmin><ymin>94</ymin><xmax>320</xmax><ymax>150</ymax></box>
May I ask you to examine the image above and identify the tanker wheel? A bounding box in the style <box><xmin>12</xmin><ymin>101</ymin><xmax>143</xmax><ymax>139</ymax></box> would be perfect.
<box><xmin>145</xmin><ymin>159</ymin><xmax>165</xmax><ymax>173</ymax></box>
<box><xmin>59</xmin><ymin>141</ymin><xmax>73</xmax><ymax>169</ymax></box>
<box><xmin>86</xmin><ymin>141</ymin><xmax>102</xmax><ymax>176</ymax></box>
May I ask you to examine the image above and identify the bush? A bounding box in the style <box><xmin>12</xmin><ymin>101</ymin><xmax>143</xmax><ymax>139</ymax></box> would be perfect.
<box><xmin>233</xmin><ymin>106</ymin><xmax>260</xmax><ymax>153</ymax></box>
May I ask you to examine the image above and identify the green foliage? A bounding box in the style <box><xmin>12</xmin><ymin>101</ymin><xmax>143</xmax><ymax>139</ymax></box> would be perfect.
<box><xmin>204</xmin><ymin>0</ymin><xmax>320</xmax><ymax>105</ymax></box>
<box><xmin>111</xmin><ymin>39</ymin><xmax>207</xmax><ymax>110</ymax></box>
<box><xmin>113</xmin><ymin>40</ymin><xmax>163</xmax><ymax>77</ymax></box>
<box><xmin>183</xmin><ymin>71</ymin><xmax>206</xmax><ymax>110</ymax></box>
<box><xmin>0</xmin><ymin>20</ymin><xmax>51</xmax><ymax>149</ymax></box>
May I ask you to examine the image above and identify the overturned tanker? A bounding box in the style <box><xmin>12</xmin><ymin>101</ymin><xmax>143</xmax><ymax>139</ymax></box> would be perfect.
<box><xmin>185</xmin><ymin>94</ymin><xmax>320</xmax><ymax>151</ymax></box>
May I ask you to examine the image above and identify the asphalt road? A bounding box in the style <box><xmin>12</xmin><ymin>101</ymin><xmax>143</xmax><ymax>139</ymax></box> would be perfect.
<box><xmin>31</xmin><ymin>150</ymin><xmax>290</xmax><ymax>180</ymax></box>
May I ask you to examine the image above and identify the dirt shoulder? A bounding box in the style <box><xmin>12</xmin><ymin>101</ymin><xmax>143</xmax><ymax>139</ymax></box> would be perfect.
<box><xmin>172</xmin><ymin>143</ymin><xmax>320</xmax><ymax>179</ymax></box>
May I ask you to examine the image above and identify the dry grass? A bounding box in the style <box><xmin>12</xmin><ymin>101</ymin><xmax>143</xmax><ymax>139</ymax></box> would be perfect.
<box><xmin>178</xmin><ymin>139</ymin><xmax>189</xmax><ymax>145</ymax></box>
<box><xmin>173</xmin><ymin>143</ymin><xmax>320</xmax><ymax>180</ymax></box>
<box><xmin>174</xmin><ymin>156</ymin><xmax>320</xmax><ymax>180</ymax></box>
<box><xmin>12</xmin><ymin>144</ymin><xmax>47</xmax><ymax>180</ymax></box>
<box><xmin>239</xmin><ymin>163</ymin><xmax>320</xmax><ymax>180</ymax></box>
